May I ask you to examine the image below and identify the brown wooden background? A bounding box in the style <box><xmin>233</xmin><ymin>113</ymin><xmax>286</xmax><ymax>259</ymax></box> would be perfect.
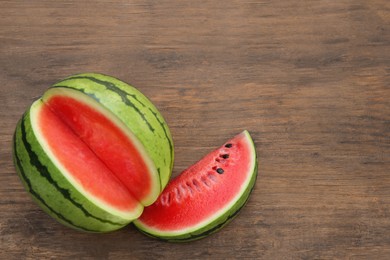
<box><xmin>1</xmin><ymin>0</ymin><xmax>389</xmax><ymax>259</ymax></box>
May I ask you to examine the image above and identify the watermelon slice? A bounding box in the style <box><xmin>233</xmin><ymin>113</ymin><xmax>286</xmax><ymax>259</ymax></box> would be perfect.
<box><xmin>133</xmin><ymin>131</ymin><xmax>258</xmax><ymax>241</ymax></box>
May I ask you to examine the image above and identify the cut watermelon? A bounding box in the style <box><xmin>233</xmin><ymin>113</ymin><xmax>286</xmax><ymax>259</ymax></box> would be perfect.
<box><xmin>133</xmin><ymin>131</ymin><xmax>258</xmax><ymax>241</ymax></box>
<box><xmin>13</xmin><ymin>73</ymin><xmax>174</xmax><ymax>232</ymax></box>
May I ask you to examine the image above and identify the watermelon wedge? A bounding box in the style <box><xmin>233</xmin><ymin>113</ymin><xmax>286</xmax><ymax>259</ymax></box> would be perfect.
<box><xmin>13</xmin><ymin>73</ymin><xmax>174</xmax><ymax>232</ymax></box>
<box><xmin>133</xmin><ymin>131</ymin><xmax>258</xmax><ymax>241</ymax></box>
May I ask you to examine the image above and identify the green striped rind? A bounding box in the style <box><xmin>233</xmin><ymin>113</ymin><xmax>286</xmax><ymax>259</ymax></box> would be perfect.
<box><xmin>51</xmin><ymin>73</ymin><xmax>174</xmax><ymax>190</ymax></box>
<box><xmin>13</xmin><ymin>108</ymin><xmax>132</xmax><ymax>232</ymax></box>
<box><xmin>133</xmin><ymin>132</ymin><xmax>258</xmax><ymax>242</ymax></box>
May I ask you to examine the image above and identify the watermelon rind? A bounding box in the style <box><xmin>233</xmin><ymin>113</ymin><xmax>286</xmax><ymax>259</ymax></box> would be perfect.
<box><xmin>52</xmin><ymin>73</ymin><xmax>174</xmax><ymax>191</ymax></box>
<box><xmin>133</xmin><ymin>130</ymin><xmax>258</xmax><ymax>242</ymax></box>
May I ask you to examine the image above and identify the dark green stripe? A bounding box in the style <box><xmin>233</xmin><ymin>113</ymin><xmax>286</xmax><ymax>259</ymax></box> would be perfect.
<box><xmin>63</xmin><ymin>76</ymin><xmax>155</xmax><ymax>132</ymax></box>
<box><xmin>126</xmin><ymin>91</ymin><xmax>173</xmax><ymax>167</ymax></box>
<box><xmin>127</xmin><ymin>92</ymin><xmax>172</xmax><ymax>148</ymax></box>
<box><xmin>20</xmin><ymin>117</ymin><xmax>122</xmax><ymax>227</ymax></box>
<box><xmin>156</xmin><ymin>168</ymin><xmax>162</xmax><ymax>191</ymax></box>
<box><xmin>13</xmin><ymin>124</ymin><xmax>92</xmax><ymax>232</ymax></box>
<box><xmin>148</xmin><ymin>107</ymin><xmax>174</xmax><ymax>168</ymax></box>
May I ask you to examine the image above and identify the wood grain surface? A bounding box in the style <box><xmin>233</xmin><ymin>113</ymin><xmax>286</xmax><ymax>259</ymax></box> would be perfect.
<box><xmin>1</xmin><ymin>0</ymin><xmax>389</xmax><ymax>259</ymax></box>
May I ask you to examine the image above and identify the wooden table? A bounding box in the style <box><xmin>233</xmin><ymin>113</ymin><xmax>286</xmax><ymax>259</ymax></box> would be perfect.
<box><xmin>1</xmin><ymin>1</ymin><xmax>389</xmax><ymax>259</ymax></box>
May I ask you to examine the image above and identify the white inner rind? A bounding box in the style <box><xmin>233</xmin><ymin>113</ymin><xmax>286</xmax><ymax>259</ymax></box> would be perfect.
<box><xmin>30</xmin><ymin>88</ymin><xmax>160</xmax><ymax>220</ymax></box>
<box><xmin>134</xmin><ymin>130</ymin><xmax>257</xmax><ymax>237</ymax></box>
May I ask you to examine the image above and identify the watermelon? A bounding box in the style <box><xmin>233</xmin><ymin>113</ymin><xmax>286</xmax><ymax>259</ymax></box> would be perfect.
<box><xmin>133</xmin><ymin>130</ymin><xmax>258</xmax><ymax>242</ymax></box>
<box><xmin>13</xmin><ymin>73</ymin><xmax>174</xmax><ymax>232</ymax></box>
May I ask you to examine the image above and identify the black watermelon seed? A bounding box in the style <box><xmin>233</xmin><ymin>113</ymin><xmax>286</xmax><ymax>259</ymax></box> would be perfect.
<box><xmin>216</xmin><ymin>168</ymin><xmax>224</xmax><ymax>174</ymax></box>
<box><xmin>225</xmin><ymin>143</ymin><xmax>232</xmax><ymax>148</ymax></box>
<box><xmin>221</xmin><ymin>154</ymin><xmax>229</xmax><ymax>159</ymax></box>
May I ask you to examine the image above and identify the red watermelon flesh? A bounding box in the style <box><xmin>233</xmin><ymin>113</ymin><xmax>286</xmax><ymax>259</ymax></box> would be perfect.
<box><xmin>35</xmin><ymin>93</ymin><xmax>158</xmax><ymax>212</ymax></box>
<box><xmin>135</xmin><ymin>131</ymin><xmax>257</xmax><ymax>234</ymax></box>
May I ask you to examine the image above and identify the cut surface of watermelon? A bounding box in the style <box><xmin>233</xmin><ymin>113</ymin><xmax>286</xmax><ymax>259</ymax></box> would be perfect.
<box><xmin>31</xmin><ymin>88</ymin><xmax>161</xmax><ymax>217</ymax></box>
<box><xmin>134</xmin><ymin>130</ymin><xmax>258</xmax><ymax>241</ymax></box>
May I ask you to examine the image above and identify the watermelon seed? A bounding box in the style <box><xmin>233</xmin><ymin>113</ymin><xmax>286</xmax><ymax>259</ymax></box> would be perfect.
<box><xmin>186</xmin><ymin>181</ymin><xmax>194</xmax><ymax>195</ymax></box>
<box><xmin>180</xmin><ymin>184</ymin><xmax>188</xmax><ymax>198</ymax></box>
<box><xmin>225</xmin><ymin>143</ymin><xmax>233</xmax><ymax>148</ymax></box>
<box><xmin>220</xmin><ymin>154</ymin><xmax>229</xmax><ymax>159</ymax></box>
<box><xmin>175</xmin><ymin>187</ymin><xmax>182</xmax><ymax>202</ymax></box>
<box><xmin>212</xmin><ymin>166</ymin><xmax>217</xmax><ymax>170</ymax></box>
<box><xmin>215</xmin><ymin>158</ymin><xmax>221</xmax><ymax>163</ymax></box>
<box><xmin>161</xmin><ymin>193</ymin><xmax>171</xmax><ymax>206</ymax></box>
<box><xmin>192</xmin><ymin>179</ymin><xmax>201</xmax><ymax>191</ymax></box>
<box><xmin>201</xmin><ymin>176</ymin><xmax>210</xmax><ymax>187</ymax></box>
<box><xmin>216</xmin><ymin>168</ymin><xmax>224</xmax><ymax>174</ymax></box>
<box><xmin>207</xmin><ymin>172</ymin><xmax>217</xmax><ymax>182</ymax></box>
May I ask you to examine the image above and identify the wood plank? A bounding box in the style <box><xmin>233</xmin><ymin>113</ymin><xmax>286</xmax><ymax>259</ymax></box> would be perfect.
<box><xmin>1</xmin><ymin>0</ymin><xmax>389</xmax><ymax>258</ymax></box>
